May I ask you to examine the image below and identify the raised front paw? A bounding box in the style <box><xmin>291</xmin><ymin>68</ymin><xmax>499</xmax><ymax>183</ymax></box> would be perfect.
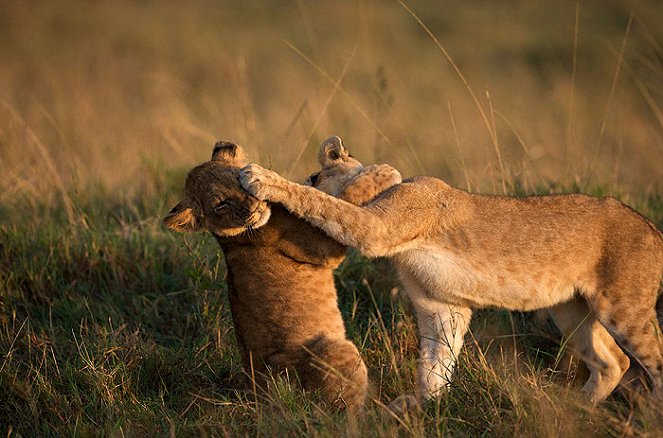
<box><xmin>239</xmin><ymin>164</ymin><xmax>286</xmax><ymax>201</ymax></box>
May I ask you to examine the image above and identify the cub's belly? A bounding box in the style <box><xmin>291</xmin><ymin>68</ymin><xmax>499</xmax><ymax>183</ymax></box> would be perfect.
<box><xmin>228</xmin><ymin>262</ymin><xmax>347</xmax><ymax>352</ymax></box>
<box><xmin>394</xmin><ymin>248</ymin><xmax>578</xmax><ymax>311</ymax></box>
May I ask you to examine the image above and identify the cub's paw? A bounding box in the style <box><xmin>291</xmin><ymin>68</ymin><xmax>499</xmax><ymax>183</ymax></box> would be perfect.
<box><xmin>377</xmin><ymin>164</ymin><xmax>403</xmax><ymax>188</ymax></box>
<box><xmin>239</xmin><ymin>164</ymin><xmax>286</xmax><ymax>201</ymax></box>
<box><xmin>384</xmin><ymin>394</ymin><xmax>420</xmax><ymax>420</ymax></box>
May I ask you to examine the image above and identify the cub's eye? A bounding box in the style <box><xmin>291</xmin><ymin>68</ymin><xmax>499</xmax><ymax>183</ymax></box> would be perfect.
<box><xmin>213</xmin><ymin>200</ymin><xmax>230</xmax><ymax>213</ymax></box>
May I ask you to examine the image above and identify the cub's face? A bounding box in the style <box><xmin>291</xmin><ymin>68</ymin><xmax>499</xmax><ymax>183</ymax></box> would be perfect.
<box><xmin>164</xmin><ymin>141</ymin><xmax>271</xmax><ymax>237</ymax></box>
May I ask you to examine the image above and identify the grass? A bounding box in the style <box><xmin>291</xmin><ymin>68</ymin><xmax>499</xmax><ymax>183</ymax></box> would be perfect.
<box><xmin>1</xmin><ymin>0</ymin><xmax>662</xmax><ymax>435</ymax></box>
<box><xmin>2</xmin><ymin>191</ymin><xmax>662</xmax><ymax>436</ymax></box>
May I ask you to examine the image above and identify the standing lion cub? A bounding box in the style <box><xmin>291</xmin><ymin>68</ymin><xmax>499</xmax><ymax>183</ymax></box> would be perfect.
<box><xmin>163</xmin><ymin>139</ymin><xmax>401</xmax><ymax>412</ymax></box>
<box><xmin>240</xmin><ymin>136</ymin><xmax>663</xmax><ymax>411</ymax></box>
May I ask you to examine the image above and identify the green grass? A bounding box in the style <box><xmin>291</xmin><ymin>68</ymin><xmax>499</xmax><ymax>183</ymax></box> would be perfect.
<box><xmin>1</xmin><ymin>185</ymin><xmax>662</xmax><ymax>436</ymax></box>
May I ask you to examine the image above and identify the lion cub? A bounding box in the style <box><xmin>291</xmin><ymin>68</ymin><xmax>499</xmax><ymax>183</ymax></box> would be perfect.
<box><xmin>163</xmin><ymin>139</ymin><xmax>401</xmax><ymax>412</ymax></box>
<box><xmin>240</xmin><ymin>136</ymin><xmax>663</xmax><ymax>410</ymax></box>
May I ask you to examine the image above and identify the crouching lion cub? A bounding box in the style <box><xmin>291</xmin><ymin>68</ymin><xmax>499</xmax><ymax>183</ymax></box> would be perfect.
<box><xmin>240</xmin><ymin>136</ymin><xmax>663</xmax><ymax>412</ymax></box>
<box><xmin>163</xmin><ymin>139</ymin><xmax>401</xmax><ymax>412</ymax></box>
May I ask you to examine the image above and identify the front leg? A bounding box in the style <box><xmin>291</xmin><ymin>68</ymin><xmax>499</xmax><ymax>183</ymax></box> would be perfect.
<box><xmin>239</xmin><ymin>164</ymin><xmax>294</xmax><ymax>206</ymax></box>
<box><xmin>387</xmin><ymin>296</ymin><xmax>472</xmax><ymax>417</ymax></box>
<box><xmin>240</xmin><ymin>164</ymin><xmax>437</xmax><ymax>257</ymax></box>
<box><xmin>412</xmin><ymin>298</ymin><xmax>472</xmax><ymax>402</ymax></box>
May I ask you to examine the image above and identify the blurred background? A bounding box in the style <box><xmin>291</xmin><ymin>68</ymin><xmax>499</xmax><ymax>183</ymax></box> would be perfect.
<box><xmin>1</xmin><ymin>0</ymin><xmax>662</xmax><ymax>210</ymax></box>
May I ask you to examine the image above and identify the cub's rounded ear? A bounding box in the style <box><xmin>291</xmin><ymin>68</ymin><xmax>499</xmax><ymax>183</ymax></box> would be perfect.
<box><xmin>211</xmin><ymin>140</ymin><xmax>246</xmax><ymax>165</ymax></box>
<box><xmin>163</xmin><ymin>201</ymin><xmax>201</xmax><ymax>232</ymax></box>
<box><xmin>318</xmin><ymin>135</ymin><xmax>349</xmax><ymax>166</ymax></box>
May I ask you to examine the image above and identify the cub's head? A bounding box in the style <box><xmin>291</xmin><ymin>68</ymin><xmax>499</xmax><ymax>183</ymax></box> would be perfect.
<box><xmin>163</xmin><ymin>141</ymin><xmax>271</xmax><ymax>237</ymax></box>
<box><xmin>305</xmin><ymin>136</ymin><xmax>364</xmax><ymax>195</ymax></box>
<box><xmin>306</xmin><ymin>136</ymin><xmax>402</xmax><ymax>203</ymax></box>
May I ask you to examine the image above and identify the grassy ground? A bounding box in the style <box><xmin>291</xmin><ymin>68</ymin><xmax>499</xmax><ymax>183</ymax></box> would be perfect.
<box><xmin>1</xmin><ymin>0</ymin><xmax>662</xmax><ymax>436</ymax></box>
<box><xmin>1</xmin><ymin>190</ymin><xmax>662</xmax><ymax>436</ymax></box>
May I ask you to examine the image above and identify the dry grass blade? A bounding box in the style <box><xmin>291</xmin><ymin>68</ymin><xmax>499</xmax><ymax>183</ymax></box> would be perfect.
<box><xmin>0</xmin><ymin>318</ymin><xmax>28</xmax><ymax>374</ymax></box>
<box><xmin>2</xmin><ymin>102</ymin><xmax>77</xmax><ymax>225</ymax></box>
<box><xmin>398</xmin><ymin>0</ymin><xmax>507</xmax><ymax>188</ymax></box>
<box><xmin>282</xmin><ymin>39</ymin><xmax>393</xmax><ymax>146</ymax></box>
<box><xmin>589</xmin><ymin>14</ymin><xmax>634</xmax><ymax>174</ymax></box>
<box><xmin>566</xmin><ymin>2</ymin><xmax>580</xmax><ymax>154</ymax></box>
<box><xmin>286</xmin><ymin>44</ymin><xmax>359</xmax><ymax>177</ymax></box>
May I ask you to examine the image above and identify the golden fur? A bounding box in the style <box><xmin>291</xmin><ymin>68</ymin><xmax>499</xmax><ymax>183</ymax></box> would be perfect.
<box><xmin>163</xmin><ymin>139</ymin><xmax>401</xmax><ymax>412</ymax></box>
<box><xmin>240</xmin><ymin>136</ymin><xmax>663</xmax><ymax>412</ymax></box>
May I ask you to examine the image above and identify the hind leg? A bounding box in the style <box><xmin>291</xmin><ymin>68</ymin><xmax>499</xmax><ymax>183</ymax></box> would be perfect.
<box><xmin>299</xmin><ymin>337</ymin><xmax>368</xmax><ymax>412</ymax></box>
<box><xmin>549</xmin><ymin>297</ymin><xmax>630</xmax><ymax>404</ymax></box>
<box><xmin>589</xmin><ymin>289</ymin><xmax>663</xmax><ymax>399</ymax></box>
